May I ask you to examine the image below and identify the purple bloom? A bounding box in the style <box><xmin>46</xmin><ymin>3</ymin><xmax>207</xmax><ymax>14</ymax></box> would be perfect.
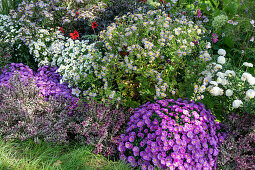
<box><xmin>128</xmin><ymin>156</ymin><xmax>135</xmax><ymax>163</ymax></box>
<box><xmin>125</xmin><ymin>142</ymin><xmax>133</xmax><ymax>149</ymax></box>
<box><xmin>197</xmin><ymin>9</ymin><xmax>202</xmax><ymax>18</ymax></box>
<box><xmin>118</xmin><ymin>99</ymin><xmax>222</xmax><ymax>169</ymax></box>
<box><xmin>187</xmin><ymin>131</ymin><xmax>193</xmax><ymax>138</ymax></box>
<box><xmin>129</xmin><ymin>136</ymin><xmax>135</xmax><ymax>142</ymax></box>
<box><xmin>211</xmin><ymin>33</ymin><xmax>218</xmax><ymax>43</ymax></box>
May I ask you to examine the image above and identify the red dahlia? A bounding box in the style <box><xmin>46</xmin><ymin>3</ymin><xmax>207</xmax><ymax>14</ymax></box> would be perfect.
<box><xmin>70</xmin><ymin>30</ymin><xmax>79</xmax><ymax>40</ymax></box>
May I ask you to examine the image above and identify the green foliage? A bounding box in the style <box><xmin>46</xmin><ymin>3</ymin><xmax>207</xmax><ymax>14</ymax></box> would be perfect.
<box><xmin>0</xmin><ymin>137</ymin><xmax>132</xmax><ymax>170</ymax></box>
<box><xmin>0</xmin><ymin>0</ymin><xmax>21</xmax><ymax>15</ymax></box>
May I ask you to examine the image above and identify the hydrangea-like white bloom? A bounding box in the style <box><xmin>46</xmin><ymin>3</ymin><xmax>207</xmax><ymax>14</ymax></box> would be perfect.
<box><xmin>232</xmin><ymin>100</ymin><xmax>243</xmax><ymax>108</ymax></box>
<box><xmin>248</xmin><ymin>76</ymin><xmax>255</xmax><ymax>86</ymax></box>
<box><xmin>216</xmin><ymin>72</ymin><xmax>225</xmax><ymax>78</ymax></box>
<box><xmin>210</xmin><ymin>81</ymin><xmax>218</xmax><ymax>86</ymax></box>
<box><xmin>243</xmin><ymin>62</ymin><xmax>253</xmax><ymax>67</ymax></box>
<box><xmin>246</xmin><ymin>89</ymin><xmax>255</xmax><ymax>99</ymax></box>
<box><xmin>217</xmin><ymin>56</ymin><xmax>225</xmax><ymax>64</ymax></box>
<box><xmin>241</xmin><ymin>72</ymin><xmax>252</xmax><ymax>81</ymax></box>
<box><xmin>225</xmin><ymin>89</ymin><xmax>233</xmax><ymax>97</ymax></box>
<box><xmin>225</xmin><ymin>70</ymin><xmax>236</xmax><ymax>77</ymax></box>
<box><xmin>210</xmin><ymin>86</ymin><xmax>223</xmax><ymax>96</ymax></box>
<box><xmin>218</xmin><ymin>49</ymin><xmax>226</xmax><ymax>56</ymax></box>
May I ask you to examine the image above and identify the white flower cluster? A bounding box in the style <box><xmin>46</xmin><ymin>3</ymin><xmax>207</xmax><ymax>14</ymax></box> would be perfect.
<box><xmin>28</xmin><ymin>28</ymin><xmax>65</xmax><ymax>66</ymax></box>
<box><xmin>194</xmin><ymin>49</ymin><xmax>255</xmax><ymax>109</ymax></box>
<box><xmin>0</xmin><ymin>14</ymin><xmax>23</xmax><ymax>46</ymax></box>
<box><xmin>56</xmin><ymin>38</ymin><xmax>102</xmax><ymax>90</ymax></box>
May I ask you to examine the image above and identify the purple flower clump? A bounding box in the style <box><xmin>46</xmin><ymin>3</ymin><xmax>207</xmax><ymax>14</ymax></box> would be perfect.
<box><xmin>118</xmin><ymin>98</ymin><xmax>223</xmax><ymax>169</ymax></box>
<box><xmin>0</xmin><ymin>63</ymin><xmax>78</xmax><ymax>115</ymax></box>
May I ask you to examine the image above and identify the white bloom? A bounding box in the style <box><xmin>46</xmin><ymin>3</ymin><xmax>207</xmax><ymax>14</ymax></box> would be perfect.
<box><xmin>210</xmin><ymin>86</ymin><xmax>223</xmax><ymax>96</ymax></box>
<box><xmin>246</xmin><ymin>89</ymin><xmax>255</xmax><ymax>99</ymax></box>
<box><xmin>221</xmin><ymin>78</ymin><xmax>228</xmax><ymax>86</ymax></box>
<box><xmin>225</xmin><ymin>70</ymin><xmax>236</xmax><ymax>77</ymax></box>
<box><xmin>216</xmin><ymin>77</ymin><xmax>222</xmax><ymax>84</ymax></box>
<box><xmin>241</xmin><ymin>72</ymin><xmax>252</xmax><ymax>81</ymax></box>
<box><xmin>205</xmin><ymin>42</ymin><xmax>211</xmax><ymax>49</ymax></box>
<box><xmin>210</xmin><ymin>81</ymin><xmax>218</xmax><ymax>86</ymax></box>
<box><xmin>232</xmin><ymin>100</ymin><xmax>243</xmax><ymax>108</ymax></box>
<box><xmin>243</xmin><ymin>62</ymin><xmax>253</xmax><ymax>67</ymax></box>
<box><xmin>216</xmin><ymin>72</ymin><xmax>226</xmax><ymax>78</ymax></box>
<box><xmin>203</xmin><ymin>53</ymin><xmax>210</xmax><ymax>59</ymax></box>
<box><xmin>217</xmin><ymin>56</ymin><xmax>226</xmax><ymax>64</ymax></box>
<box><xmin>250</xmin><ymin>20</ymin><xmax>255</xmax><ymax>25</ymax></box>
<box><xmin>218</xmin><ymin>49</ymin><xmax>226</xmax><ymax>56</ymax></box>
<box><xmin>225</xmin><ymin>89</ymin><xmax>233</xmax><ymax>97</ymax></box>
<box><xmin>248</xmin><ymin>76</ymin><xmax>255</xmax><ymax>85</ymax></box>
<box><xmin>72</xmin><ymin>88</ymin><xmax>81</xmax><ymax>97</ymax></box>
<box><xmin>214</xmin><ymin>64</ymin><xmax>222</xmax><ymax>71</ymax></box>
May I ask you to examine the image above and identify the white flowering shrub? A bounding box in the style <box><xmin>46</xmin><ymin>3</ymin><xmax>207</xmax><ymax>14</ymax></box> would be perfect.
<box><xmin>193</xmin><ymin>49</ymin><xmax>255</xmax><ymax>116</ymax></box>
<box><xmin>55</xmin><ymin>38</ymin><xmax>102</xmax><ymax>90</ymax></box>
<box><xmin>28</xmin><ymin>28</ymin><xmax>65</xmax><ymax>66</ymax></box>
<box><xmin>212</xmin><ymin>14</ymin><xmax>228</xmax><ymax>31</ymax></box>
<box><xmin>78</xmin><ymin>9</ymin><xmax>209</xmax><ymax>107</ymax></box>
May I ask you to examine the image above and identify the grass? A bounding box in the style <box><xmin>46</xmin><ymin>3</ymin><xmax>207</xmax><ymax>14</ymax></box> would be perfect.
<box><xmin>0</xmin><ymin>138</ymin><xmax>132</xmax><ymax>170</ymax></box>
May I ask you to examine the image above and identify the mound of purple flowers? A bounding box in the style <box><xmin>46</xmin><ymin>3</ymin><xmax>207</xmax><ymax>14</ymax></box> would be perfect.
<box><xmin>0</xmin><ymin>63</ymin><xmax>79</xmax><ymax>115</ymax></box>
<box><xmin>118</xmin><ymin>98</ymin><xmax>223</xmax><ymax>170</ymax></box>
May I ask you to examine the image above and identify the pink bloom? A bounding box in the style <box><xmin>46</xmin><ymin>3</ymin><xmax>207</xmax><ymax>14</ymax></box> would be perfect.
<box><xmin>197</xmin><ymin>9</ymin><xmax>202</xmax><ymax>18</ymax></box>
<box><xmin>211</xmin><ymin>33</ymin><xmax>218</xmax><ymax>43</ymax></box>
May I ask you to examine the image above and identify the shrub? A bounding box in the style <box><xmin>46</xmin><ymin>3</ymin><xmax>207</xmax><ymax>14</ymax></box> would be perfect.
<box><xmin>193</xmin><ymin>49</ymin><xmax>255</xmax><ymax>118</ymax></box>
<box><xmin>0</xmin><ymin>72</ymin><xmax>77</xmax><ymax>144</ymax></box>
<box><xmin>217</xmin><ymin>113</ymin><xmax>255</xmax><ymax>169</ymax></box>
<box><xmin>118</xmin><ymin>98</ymin><xmax>223</xmax><ymax>169</ymax></box>
<box><xmin>0</xmin><ymin>63</ymin><xmax>131</xmax><ymax>156</ymax></box>
<box><xmin>71</xmin><ymin>100</ymin><xmax>133</xmax><ymax>157</ymax></box>
<box><xmin>83</xmin><ymin>9</ymin><xmax>207</xmax><ymax>107</ymax></box>
<box><xmin>0</xmin><ymin>63</ymin><xmax>79</xmax><ymax>114</ymax></box>
<box><xmin>0</xmin><ymin>14</ymin><xmax>37</xmax><ymax>69</ymax></box>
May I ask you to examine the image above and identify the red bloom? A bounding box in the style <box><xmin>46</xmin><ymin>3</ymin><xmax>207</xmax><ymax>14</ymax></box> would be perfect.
<box><xmin>70</xmin><ymin>30</ymin><xmax>79</xmax><ymax>40</ymax></box>
<box><xmin>75</xmin><ymin>11</ymin><xmax>79</xmax><ymax>17</ymax></box>
<box><xmin>59</xmin><ymin>26</ymin><xmax>64</xmax><ymax>33</ymax></box>
<box><xmin>92</xmin><ymin>22</ymin><xmax>98</xmax><ymax>29</ymax></box>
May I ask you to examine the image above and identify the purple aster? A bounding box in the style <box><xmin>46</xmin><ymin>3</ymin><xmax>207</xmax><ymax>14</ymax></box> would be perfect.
<box><xmin>187</xmin><ymin>131</ymin><xmax>193</xmax><ymax>138</ymax></box>
<box><xmin>125</xmin><ymin>142</ymin><xmax>133</xmax><ymax>149</ymax></box>
<box><xmin>133</xmin><ymin>146</ymin><xmax>139</xmax><ymax>153</ymax></box>
<box><xmin>129</xmin><ymin>135</ymin><xmax>135</xmax><ymax>142</ymax></box>
<box><xmin>128</xmin><ymin>156</ymin><xmax>135</xmax><ymax>163</ymax></box>
<box><xmin>142</xmin><ymin>154</ymin><xmax>151</xmax><ymax>161</ymax></box>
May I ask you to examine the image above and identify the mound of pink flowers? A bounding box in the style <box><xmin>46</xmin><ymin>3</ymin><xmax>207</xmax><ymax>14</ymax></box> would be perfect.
<box><xmin>118</xmin><ymin>98</ymin><xmax>224</xmax><ymax>170</ymax></box>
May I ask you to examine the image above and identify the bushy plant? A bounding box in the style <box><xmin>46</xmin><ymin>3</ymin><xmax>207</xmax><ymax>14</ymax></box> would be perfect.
<box><xmin>82</xmin><ymin>9</ymin><xmax>207</xmax><ymax>107</ymax></box>
<box><xmin>0</xmin><ymin>72</ymin><xmax>77</xmax><ymax>144</ymax></box>
<box><xmin>0</xmin><ymin>14</ymin><xmax>38</xmax><ymax>69</ymax></box>
<box><xmin>71</xmin><ymin>100</ymin><xmax>133</xmax><ymax>157</ymax></box>
<box><xmin>0</xmin><ymin>63</ymin><xmax>131</xmax><ymax>156</ymax></box>
<box><xmin>217</xmin><ymin>113</ymin><xmax>255</xmax><ymax>169</ymax></box>
<box><xmin>193</xmin><ymin>49</ymin><xmax>255</xmax><ymax>118</ymax></box>
<box><xmin>0</xmin><ymin>63</ymin><xmax>77</xmax><ymax>105</ymax></box>
<box><xmin>28</xmin><ymin>28</ymin><xmax>65</xmax><ymax>66</ymax></box>
<box><xmin>118</xmin><ymin>98</ymin><xmax>223</xmax><ymax>169</ymax></box>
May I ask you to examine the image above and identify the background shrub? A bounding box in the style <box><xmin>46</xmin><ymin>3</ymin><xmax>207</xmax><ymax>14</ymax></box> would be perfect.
<box><xmin>82</xmin><ymin>9</ymin><xmax>208</xmax><ymax>107</ymax></box>
<box><xmin>0</xmin><ymin>63</ymin><xmax>132</xmax><ymax>157</ymax></box>
<box><xmin>217</xmin><ymin>113</ymin><xmax>255</xmax><ymax>169</ymax></box>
